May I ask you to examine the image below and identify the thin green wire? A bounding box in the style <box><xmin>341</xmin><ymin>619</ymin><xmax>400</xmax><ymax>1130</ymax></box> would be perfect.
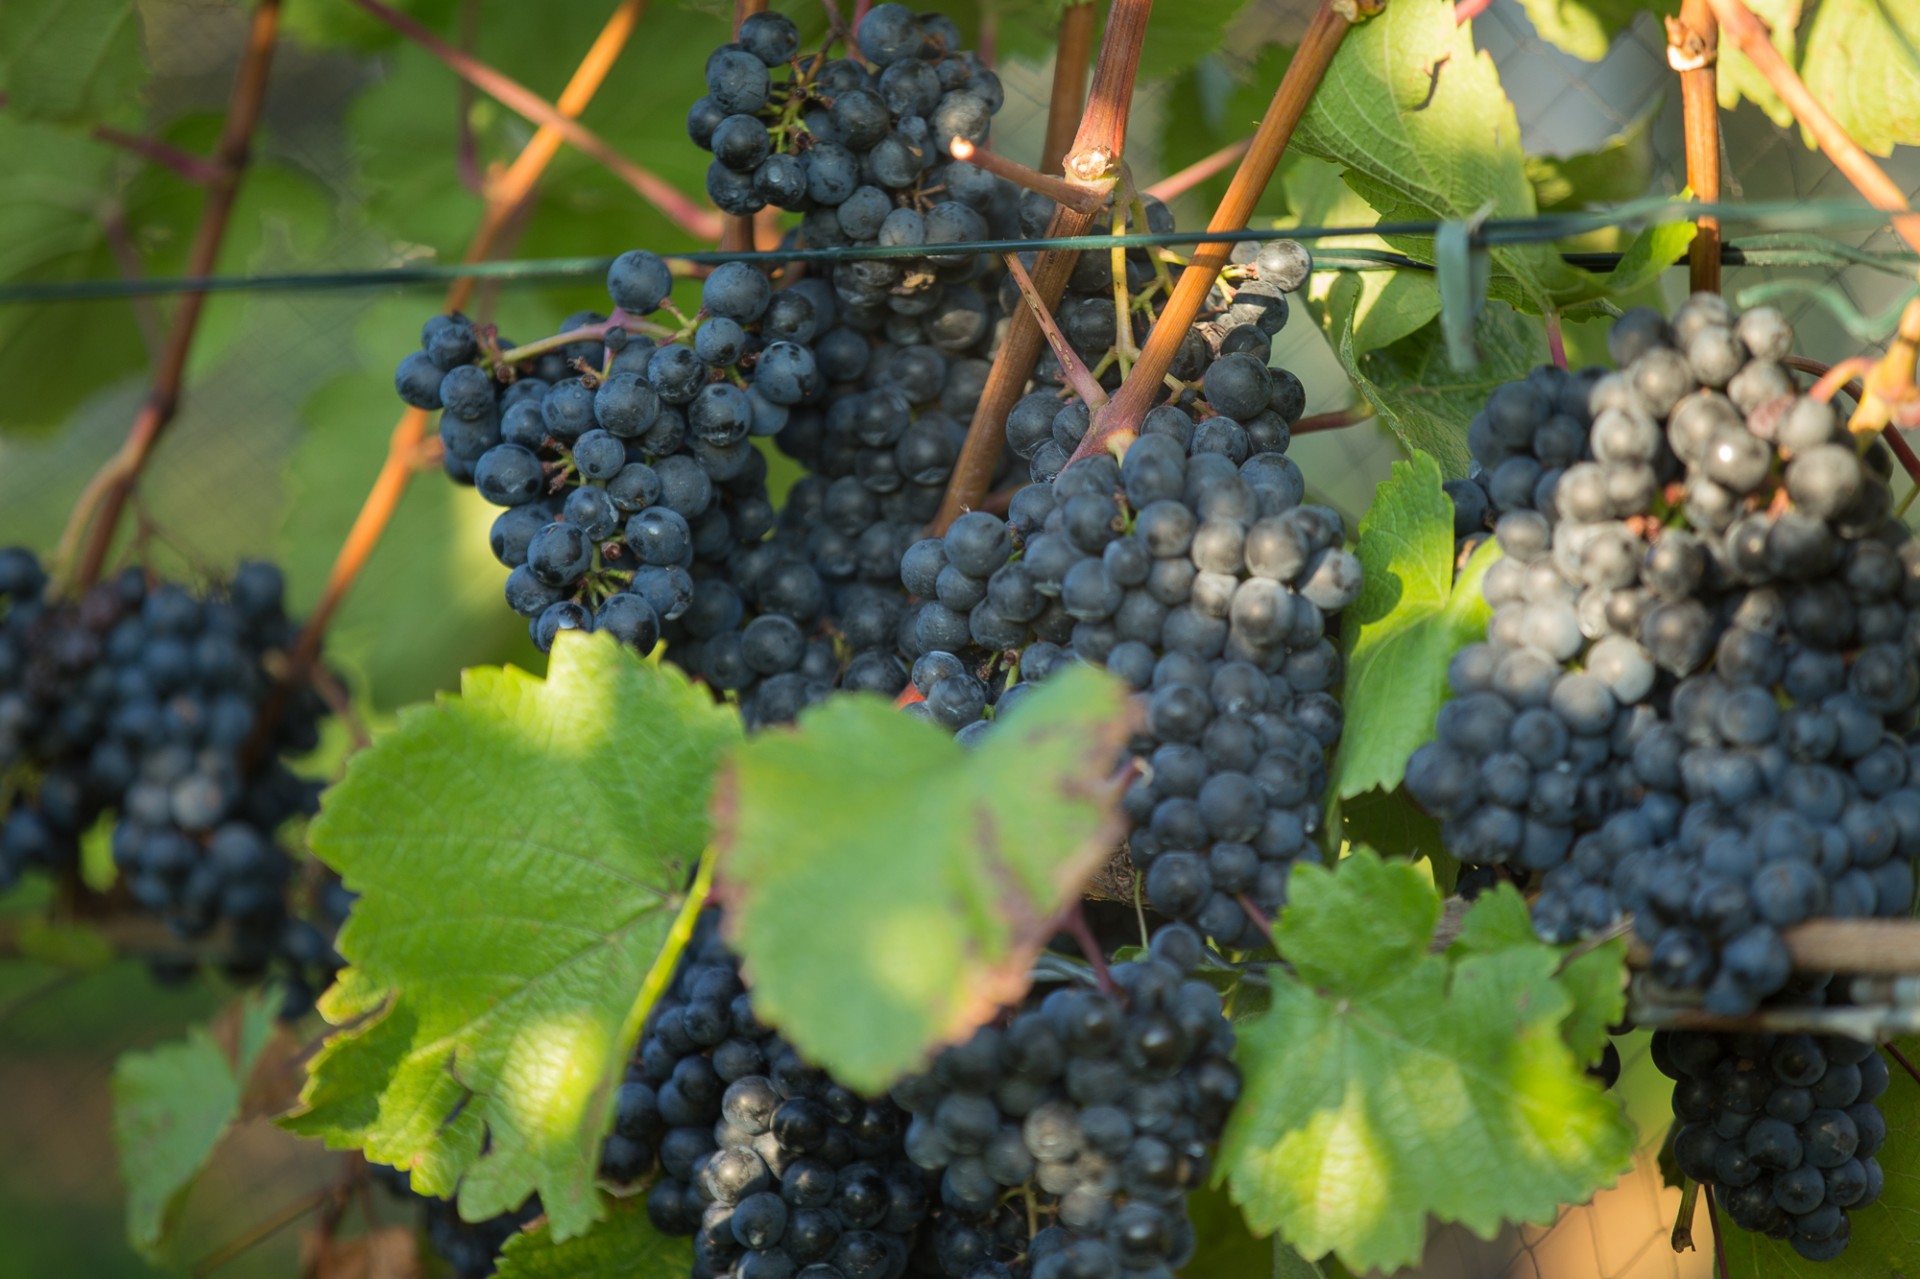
<box><xmin>1</xmin><ymin>198</ymin><xmax>1911</xmax><ymax>306</ymax></box>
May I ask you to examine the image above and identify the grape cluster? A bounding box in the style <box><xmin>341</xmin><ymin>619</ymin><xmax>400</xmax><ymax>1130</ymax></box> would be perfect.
<box><xmin>618</xmin><ymin>912</ymin><xmax>934</xmax><ymax>1279</ymax></box>
<box><xmin>402</xmin><ymin>254</ymin><xmax>853</xmax><ymax>726</ymax></box>
<box><xmin>692</xmin><ymin>5</ymin><xmax>1005</xmax><ymax>239</ymax></box>
<box><xmin>1406</xmin><ymin>295</ymin><xmax>1920</xmax><ymax>1014</ymax></box>
<box><xmin>0</xmin><ymin>548</ymin><xmax>338</xmax><ymax>1000</ymax></box>
<box><xmin>408</xmin><ymin>179</ymin><xmax>1028</xmax><ymax>728</ymax></box>
<box><xmin>1656</xmin><ymin>1023</ymin><xmax>1888</xmax><ymax>1259</ymax></box>
<box><xmin>893</xmin><ymin>240</ymin><xmax>1351</xmax><ymax>947</ymax></box>
<box><xmin>888</xmin><ymin>924</ymin><xmax>1238</xmax><ymax>1279</ymax></box>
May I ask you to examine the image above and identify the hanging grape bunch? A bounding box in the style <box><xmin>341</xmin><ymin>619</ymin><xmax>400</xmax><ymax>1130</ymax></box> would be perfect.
<box><xmin>898</xmin><ymin>232</ymin><xmax>1349</xmax><ymax>950</ymax></box>
<box><xmin>0</xmin><ymin>549</ymin><xmax>340</xmax><ymax>1005</ymax></box>
<box><xmin>1407</xmin><ymin>294</ymin><xmax>1920</xmax><ymax>1016</ymax></box>
<box><xmin>888</xmin><ymin>923</ymin><xmax>1238</xmax><ymax>1279</ymax></box>
<box><xmin>1656</xmin><ymin>1018</ymin><xmax>1889</xmax><ymax>1260</ymax></box>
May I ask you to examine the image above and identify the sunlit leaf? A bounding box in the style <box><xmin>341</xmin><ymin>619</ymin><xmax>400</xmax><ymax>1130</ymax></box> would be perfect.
<box><xmin>1220</xmin><ymin>851</ymin><xmax>1635</xmax><ymax>1273</ymax></box>
<box><xmin>714</xmin><ymin>665</ymin><xmax>1133</xmax><ymax>1094</ymax></box>
<box><xmin>285</xmin><ymin>633</ymin><xmax>740</xmax><ymax>1240</ymax></box>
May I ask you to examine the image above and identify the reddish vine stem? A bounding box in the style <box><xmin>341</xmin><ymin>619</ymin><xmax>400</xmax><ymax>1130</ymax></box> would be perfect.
<box><xmin>89</xmin><ymin>125</ymin><xmax>227</xmax><ymax>185</ymax></box>
<box><xmin>1704</xmin><ymin>0</ymin><xmax>1920</xmax><ymax>254</ymax></box>
<box><xmin>276</xmin><ymin>0</ymin><xmax>648</xmax><ymax>695</ymax></box>
<box><xmin>1796</xmin><ymin>353</ymin><xmax>1920</xmax><ymax>491</ymax></box>
<box><xmin>1041</xmin><ymin>2</ymin><xmax>1097</xmax><ymax>173</ymax></box>
<box><xmin>1453</xmin><ymin>0</ymin><xmax>1493</xmax><ymax>22</ymax></box>
<box><xmin>455</xmin><ymin>0</ymin><xmax>484</xmax><ymax>195</ymax></box>
<box><xmin>1884</xmin><ymin>1042</ymin><xmax>1920</xmax><ymax>1089</ymax></box>
<box><xmin>346</xmin><ymin>0</ymin><xmax>722</xmax><ymax>241</ymax></box>
<box><xmin>928</xmin><ymin>0</ymin><xmax>1154</xmax><ymax>534</ymax></box>
<box><xmin>1668</xmin><ymin>0</ymin><xmax>1722</xmax><ymax>293</ymax></box>
<box><xmin>1060</xmin><ymin>901</ymin><xmax>1117</xmax><ymax>995</ymax></box>
<box><xmin>721</xmin><ymin>0</ymin><xmax>769</xmax><ymax>254</ymax></box>
<box><xmin>1070</xmin><ymin>0</ymin><xmax>1359</xmax><ymax>465</ymax></box>
<box><xmin>1236</xmin><ymin>893</ymin><xmax>1274</xmax><ymax>936</ymax></box>
<box><xmin>1703</xmin><ymin>1184</ymin><xmax>1730</xmax><ymax>1279</ymax></box>
<box><xmin>950</xmin><ymin>140</ymin><xmax>1106</xmax><ymax>215</ymax></box>
<box><xmin>60</xmin><ymin>0</ymin><xmax>285</xmax><ymax>591</ymax></box>
<box><xmin>1143</xmin><ymin>137</ymin><xmax>1251</xmax><ymax>203</ymax></box>
<box><xmin>1002</xmin><ymin>254</ymin><xmax>1107</xmax><ymax>407</ymax></box>
<box><xmin>1293</xmin><ymin>403</ymin><xmax>1376</xmax><ymax>434</ymax></box>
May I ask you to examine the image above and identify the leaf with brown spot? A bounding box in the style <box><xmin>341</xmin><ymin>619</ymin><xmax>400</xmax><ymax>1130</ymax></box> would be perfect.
<box><xmin>712</xmin><ymin>664</ymin><xmax>1133</xmax><ymax>1094</ymax></box>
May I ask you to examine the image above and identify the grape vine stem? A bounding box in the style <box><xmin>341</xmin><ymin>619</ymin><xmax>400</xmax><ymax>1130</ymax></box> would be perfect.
<box><xmin>1704</xmin><ymin>0</ymin><xmax>1920</xmax><ymax>255</ymax></box>
<box><xmin>1667</xmin><ymin>0</ymin><xmax>1722</xmax><ymax>294</ymax></box>
<box><xmin>929</xmin><ymin>0</ymin><xmax>1153</xmax><ymax>534</ymax></box>
<box><xmin>346</xmin><ymin>0</ymin><xmax>722</xmax><ymax>241</ymax></box>
<box><xmin>1143</xmin><ymin>138</ymin><xmax>1251</xmax><ymax>203</ymax></box>
<box><xmin>1002</xmin><ymin>253</ymin><xmax>1107</xmax><ymax>407</ymax></box>
<box><xmin>277</xmin><ymin>0</ymin><xmax>651</xmax><ymax>693</ymax></box>
<box><xmin>1069</xmin><ymin>0</ymin><xmax>1362</xmax><ymax>465</ymax></box>
<box><xmin>1041</xmin><ymin>2</ymin><xmax>1097</xmax><ymax>174</ymax></box>
<box><xmin>1703</xmin><ymin>1184</ymin><xmax>1730</xmax><ymax>1279</ymax></box>
<box><xmin>57</xmin><ymin>0</ymin><xmax>284</xmax><ymax>593</ymax></box>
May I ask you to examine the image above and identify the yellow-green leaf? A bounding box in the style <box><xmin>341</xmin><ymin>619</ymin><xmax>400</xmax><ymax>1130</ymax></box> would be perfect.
<box><xmin>714</xmin><ymin>665</ymin><xmax>1133</xmax><ymax>1094</ymax></box>
<box><xmin>284</xmin><ymin>632</ymin><xmax>740</xmax><ymax>1241</ymax></box>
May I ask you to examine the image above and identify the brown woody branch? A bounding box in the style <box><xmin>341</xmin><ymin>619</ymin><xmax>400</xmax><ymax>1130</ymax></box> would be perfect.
<box><xmin>1704</xmin><ymin>0</ymin><xmax>1920</xmax><ymax>254</ymax></box>
<box><xmin>1668</xmin><ymin>0</ymin><xmax>1722</xmax><ymax>293</ymax></box>
<box><xmin>60</xmin><ymin>0</ymin><xmax>285</xmax><ymax>590</ymax></box>
<box><xmin>346</xmin><ymin>0</ymin><xmax>722</xmax><ymax>241</ymax></box>
<box><xmin>1070</xmin><ymin>0</ymin><xmax>1358</xmax><ymax>464</ymax></box>
<box><xmin>1042</xmin><ymin>2</ymin><xmax>1097</xmax><ymax>174</ymax></box>
<box><xmin>929</xmin><ymin>0</ymin><xmax>1153</xmax><ymax>534</ymax></box>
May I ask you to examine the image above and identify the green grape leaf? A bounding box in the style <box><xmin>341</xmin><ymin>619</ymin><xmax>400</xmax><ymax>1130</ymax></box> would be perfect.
<box><xmin>0</xmin><ymin>111</ymin><xmax>337</xmax><ymax>435</ymax></box>
<box><xmin>0</xmin><ymin>116</ymin><xmax>142</xmax><ymax>433</ymax></box>
<box><xmin>1318</xmin><ymin>288</ymin><xmax>1550</xmax><ymax>476</ymax></box>
<box><xmin>284</xmin><ymin>633</ymin><xmax>741</xmax><ymax>1241</ymax></box>
<box><xmin>1181</xmin><ymin>1179</ymin><xmax>1304</xmax><ymax>1279</ymax></box>
<box><xmin>1526</xmin><ymin>108</ymin><xmax>1658</xmax><ymax>211</ymax></box>
<box><xmin>1447</xmin><ymin>884</ymin><xmax>1627</xmax><ymax>1064</ymax></box>
<box><xmin>1721</xmin><ymin>1037</ymin><xmax>1920</xmax><ymax>1276</ymax></box>
<box><xmin>494</xmin><ymin>1194</ymin><xmax>691</xmax><ymax>1279</ymax></box>
<box><xmin>1293</xmin><ymin>0</ymin><xmax>1585</xmax><ymax>311</ymax></box>
<box><xmin>1800</xmin><ymin>0</ymin><xmax>1920</xmax><ymax>157</ymax></box>
<box><xmin>113</xmin><ymin>993</ymin><xmax>277</xmax><ymax>1259</ymax></box>
<box><xmin>1219</xmin><ymin>851</ymin><xmax>1636</xmax><ymax>1273</ymax></box>
<box><xmin>1140</xmin><ymin>0</ymin><xmax>1253</xmax><ymax>80</ymax></box>
<box><xmin>0</xmin><ymin>0</ymin><xmax>147</xmax><ymax>124</ymax></box>
<box><xmin>1507</xmin><ymin>0</ymin><xmax>1667</xmax><ymax>62</ymax></box>
<box><xmin>713</xmin><ymin>665</ymin><xmax>1134</xmax><ymax>1095</ymax></box>
<box><xmin>1338</xmin><ymin>787</ymin><xmax>1454</xmax><ymax>890</ymax></box>
<box><xmin>1329</xmin><ymin>451</ymin><xmax>1500</xmax><ymax>801</ymax></box>
<box><xmin>1598</xmin><ymin>199</ymin><xmax>1699</xmax><ymax>297</ymax></box>
<box><xmin>1718</xmin><ymin>0</ymin><xmax>1800</xmax><ymax>128</ymax></box>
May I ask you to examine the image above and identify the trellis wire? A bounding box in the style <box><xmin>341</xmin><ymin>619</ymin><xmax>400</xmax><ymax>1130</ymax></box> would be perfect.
<box><xmin>4</xmin><ymin>198</ymin><xmax>1914</xmax><ymax>306</ymax></box>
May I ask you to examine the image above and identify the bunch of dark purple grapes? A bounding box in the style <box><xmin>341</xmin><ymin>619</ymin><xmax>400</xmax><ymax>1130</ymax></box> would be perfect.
<box><xmin>1657</xmin><ymin>1018</ymin><xmax>1888</xmax><ymax>1259</ymax></box>
<box><xmin>891</xmin><ymin>238</ymin><xmax>1351</xmax><ymax>950</ymax></box>
<box><xmin>1407</xmin><ymin>295</ymin><xmax>1920</xmax><ymax>1016</ymax></box>
<box><xmin>0</xmin><ymin>547</ymin><xmax>340</xmax><ymax>1005</ymax></box>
